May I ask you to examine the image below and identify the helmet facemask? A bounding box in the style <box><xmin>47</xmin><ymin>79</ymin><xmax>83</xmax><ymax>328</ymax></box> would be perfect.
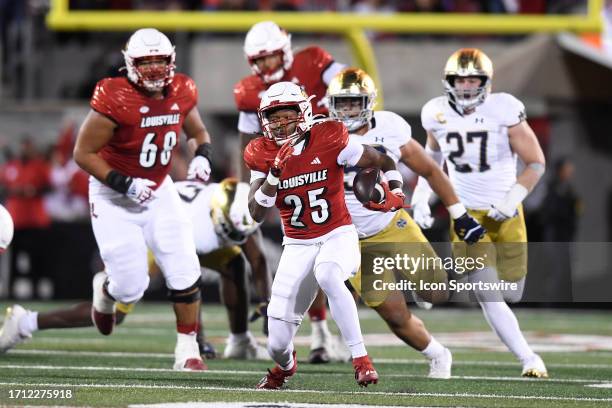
<box><xmin>444</xmin><ymin>75</ymin><xmax>490</xmax><ymax>114</ymax></box>
<box><xmin>122</xmin><ymin>28</ymin><xmax>176</xmax><ymax>92</ymax></box>
<box><xmin>259</xmin><ymin>104</ymin><xmax>308</xmax><ymax>145</ymax></box>
<box><xmin>329</xmin><ymin>95</ymin><xmax>374</xmax><ymax>132</ymax></box>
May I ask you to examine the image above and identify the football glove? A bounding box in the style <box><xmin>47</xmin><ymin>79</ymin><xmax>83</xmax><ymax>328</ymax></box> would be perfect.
<box><xmin>453</xmin><ymin>213</ymin><xmax>486</xmax><ymax>244</ymax></box>
<box><xmin>411</xmin><ymin>201</ymin><xmax>434</xmax><ymax>229</ymax></box>
<box><xmin>487</xmin><ymin>204</ymin><xmax>518</xmax><ymax>222</ymax></box>
<box><xmin>365</xmin><ymin>182</ymin><xmax>409</xmax><ymax>212</ymax></box>
<box><xmin>270</xmin><ymin>142</ymin><xmax>294</xmax><ymax>177</ymax></box>
<box><xmin>187</xmin><ymin>156</ymin><xmax>212</xmax><ymax>182</ymax></box>
<box><xmin>126</xmin><ymin>178</ymin><xmax>156</xmax><ymax>205</ymax></box>
<box><xmin>249</xmin><ymin>301</ymin><xmax>269</xmax><ymax>336</ymax></box>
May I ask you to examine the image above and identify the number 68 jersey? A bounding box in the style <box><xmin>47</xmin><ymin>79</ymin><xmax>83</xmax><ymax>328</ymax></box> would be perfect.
<box><xmin>421</xmin><ymin>93</ymin><xmax>526</xmax><ymax>210</ymax></box>
<box><xmin>90</xmin><ymin>73</ymin><xmax>198</xmax><ymax>188</ymax></box>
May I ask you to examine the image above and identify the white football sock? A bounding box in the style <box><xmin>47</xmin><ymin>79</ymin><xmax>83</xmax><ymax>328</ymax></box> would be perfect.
<box><xmin>267</xmin><ymin>317</ymin><xmax>299</xmax><ymax>369</ymax></box>
<box><xmin>421</xmin><ymin>336</ymin><xmax>445</xmax><ymax>360</ymax></box>
<box><xmin>478</xmin><ymin>301</ymin><xmax>535</xmax><ymax>362</ymax></box>
<box><xmin>228</xmin><ymin>331</ymin><xmax>248</xmax><ymax>344</ymax></box>
<box><xmin>469</xmin><ymin>267</ymin><xmax>535</xmax><ymax>362</ymax></box>
<box><xmin>18</xmin><ymin>311</ymin><xmax>38</xmax><ymax>337</ymax></box>
<box><xmin>310</xmin><ymin>319</ymin><xmax>331</xmax><ymax>350</ymax></box>
<box><xmin>314</xmin><ymin>262</ymin><xmax>366</xmax><ymax>358</ymax></box>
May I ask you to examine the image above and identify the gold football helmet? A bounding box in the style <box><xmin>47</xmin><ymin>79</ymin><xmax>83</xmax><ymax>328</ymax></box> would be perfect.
<box><xmin>327</xmin><ymin>68</ymin><xmax>377</xmax><ymax>132</ymax></box>
<box><xmin>210</xmin><ymin>178</ymin><xmax>259</xmax><ymax>245</ymax></box>
<box><xmin>443</xmin><ymin>48</ymin><xmax>493</xmax><ymax>113</ymax></box>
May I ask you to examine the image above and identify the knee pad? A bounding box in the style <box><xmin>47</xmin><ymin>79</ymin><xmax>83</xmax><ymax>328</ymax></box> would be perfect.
<box><xmin>468</xmin><ymin>267</ymin><xmax>504</xmax><ymax>302</ymax></box>
<box><xmin>167</xmin><ymin>278</ymin><xmax>201</xmax><ymax>304</ymax></box>
<box><xmin>314</xmin><ymin>262</ymin><xmax>344</xmax><ymax>291</ymax></box>
<box><xmin>107</xmin><ymin>275</ymin><xmax>149</xmax><ymax>304</ymax></box>
<box><xmin>503</xmin><ymin>277</ymin><xmax>525</xmax><ymax>303</ymax></box>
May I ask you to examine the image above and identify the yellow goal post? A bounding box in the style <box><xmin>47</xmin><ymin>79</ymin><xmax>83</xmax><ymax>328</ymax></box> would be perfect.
<box><xmin>46</xmin><ymin>0</ymin><xmax>604</xmax><ymax>109</ymax></box>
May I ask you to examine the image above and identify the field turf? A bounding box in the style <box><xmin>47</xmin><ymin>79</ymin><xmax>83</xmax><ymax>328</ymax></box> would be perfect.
<box><xmin>1</xmin><ymin>302</ymin><xmax>611</xmax><ymax>407</ymax></box>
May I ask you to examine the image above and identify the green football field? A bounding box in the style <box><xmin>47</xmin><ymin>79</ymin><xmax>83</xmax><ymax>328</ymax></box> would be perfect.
<box><xmin>1</xmin><ymin>302</ymin><xmax>611</xmax><ymax>407</ymax></box>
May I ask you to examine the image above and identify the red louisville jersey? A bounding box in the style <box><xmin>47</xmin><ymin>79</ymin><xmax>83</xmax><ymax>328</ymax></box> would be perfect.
<box><xmin>90</xmin><ymin>73</ymin><xmax>198</xmax><ymax>187</ymax></box>
<box><xmin>233</xmin><ymin>46</ymin><xmax>334</xmax><ymax>116</ymax></box>
<box><xmin>244</xmin><ymin>121</ymin><xmax>352</xmax><ymax>240</ymax></box>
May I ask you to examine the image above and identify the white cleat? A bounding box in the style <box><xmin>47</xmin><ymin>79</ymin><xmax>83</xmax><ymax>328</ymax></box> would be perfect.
<box><xmin>223</xmin><ymin>333</ymin><xmax>269</xmax><ymax>360</ymax></box>
<box><xmin>521</xmin><ymin>354</ymin><xmax>548</xmax><ymax>378</ymax></box>
<box><xmin>173</xmin><ymin>332</ymin><xmax>207</xmax><ymax>371</ymax></box>
<box><xmin>0</xmin><ymin>305</ymin><xmax>30</xmax><ymax>353</ymax></box>
<box><xmin>428</xmin><ymin>347</ymin><xmax>452</xmax><ymax>379</ymax></box>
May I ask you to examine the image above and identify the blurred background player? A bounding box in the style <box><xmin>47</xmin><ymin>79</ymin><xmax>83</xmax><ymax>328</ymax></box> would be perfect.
<box><xmin>411</xmin><ymin>48</ymin><xmax>548</xmax><ymax>378</ymax></box>
<box><xmin>327</xmin><ymin>67</ymin><xmax>486</xmax><ymax>378</ymax></box>
<box><xmin>72</xmin><ymin>28</ymin><xmax>214</xmax><ymax>371</ymax></box>
<box><xmin>245</xmin><ymin>81</ymin><xmax>408</xmax><ymax>389</ymax></box>
<box><xmin>0</xmin><ymin>178</ymin><xmax>270</xmax><ymax>361</ymax></box>
<box><xmin>234</xmin><ymin>20</ymin><xmax>348</xmax><ymax>364</ymax></box>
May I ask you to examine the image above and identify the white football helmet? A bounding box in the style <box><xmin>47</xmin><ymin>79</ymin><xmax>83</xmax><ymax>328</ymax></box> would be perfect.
<box><xmin>123</xmin><ymin>28</ymin><xmax>176</xmax><ymax>92</ymax></box>
<box><xmin>210</xmin><ymin>179</ymin><xmax>259</xmax><ymax>245</ymax></box>
<box><xmin>244</xmin><ymin>21</ymin><xmax>293</xmax><ymax>84</ymax></box>
<box><xmin>443</xmin><ymin>48</ymin><xmax>493</xmax><ymax>114</ymax></box>
<box><xmin>0</xmin><ymin>204</ymin><xmax>14</xmax><ymax>253</ymax></box>
<box><xmin>258</xmin><ymin>82</ymin><xmax>315</xmax><ymax>145</ymax></box>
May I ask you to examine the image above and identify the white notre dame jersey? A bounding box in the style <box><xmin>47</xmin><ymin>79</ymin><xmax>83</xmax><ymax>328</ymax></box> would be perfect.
<box><xmin>344</xmin><ymin>110</ymin><xmax>411</xmax><ymax>238</ymax></box>
<box><xmin>421</xmin><ymin>93</ymin><xmax>525</xmax><ymax>210</ymax></box>
<box><xmin>175</xmin><ymin>181</ymin><xmax>226</xmax><ymax>255</ymax></box>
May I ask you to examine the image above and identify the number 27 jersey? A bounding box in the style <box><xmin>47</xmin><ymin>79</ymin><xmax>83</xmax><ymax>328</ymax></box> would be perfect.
<box><xmin>421</xmin><ymin>93</ymin><xmax>525</xmax><ymax>210</ymax></box>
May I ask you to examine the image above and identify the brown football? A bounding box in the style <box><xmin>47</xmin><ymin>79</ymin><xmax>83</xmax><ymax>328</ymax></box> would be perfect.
<box><xmin>353</xmin><ymin>168</ymin><xmax>384</xmax><ymax>204</ymax></box>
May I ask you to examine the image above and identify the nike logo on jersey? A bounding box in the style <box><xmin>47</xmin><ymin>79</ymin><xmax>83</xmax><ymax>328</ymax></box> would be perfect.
<box><xmin>278</xmin><ymin>169</ymin><xmax>328</xmax><ymax>190</ymax></box>
<box><xmin>310</xmin><ymin>157</ymin><xmax>322</xmax><ymax>165</ymax></box>
<box><xmin>171</xmin><ymin>103</ymin><xmax>180</xmax><ymax>111</ymax></box>
<box><xmin>140</xmin><ymin>114</ymin><xmax>180</xmax><ymax>128</ymax></box>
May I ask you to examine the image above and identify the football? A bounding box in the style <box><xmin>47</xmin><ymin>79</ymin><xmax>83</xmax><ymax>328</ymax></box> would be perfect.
<box><xmin>353</xmin><ymin>168</ymin><xmax>385</xmax><ymax>205</ymax></box>
<box><xmin>0</xmin><ymin>204</ymin><xmax>14</xmax><ymax>253</ymax></box>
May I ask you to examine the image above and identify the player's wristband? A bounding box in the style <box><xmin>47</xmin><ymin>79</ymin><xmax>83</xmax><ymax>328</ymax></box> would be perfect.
<box><xmin>384</xmin><ymin>170</ymin><xmax>403</xmax><ymax>184</ymax></box>
<box><xmin>391</xmin><ymin>187</ymin><xmax>404</xmax><ymax>195</ymax></box>
<box><xmin>194</xmin><ymin>142</ymin><xmax>212</xmax><ymax>160</ymax></box>
<box><xmin>447</xmin><ymin>202</ymin><xmax>467</xmax><ymax>220</ymax></box>
<box><xmin>266</xmin><ymin>172</ymin><xmax>279</xmax><ymax>186</ymax></box>
<box><xmin>105</xmin><ymin>170</ymin><xmax>131</xmax><ymax>194</ymax></box>
<box><xmin>254</xmin><ymin>188</ymin><xmax>276</xmax><ymax>208</ymax></box>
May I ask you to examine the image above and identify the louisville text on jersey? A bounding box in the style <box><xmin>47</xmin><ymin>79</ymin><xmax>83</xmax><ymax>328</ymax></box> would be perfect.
<box><xmin>277</xmin><ymin>170</ymin><xmax>328</xmax><ymax>190</ymax></box>
<box><xmin>140</xmin><ymin>114</ymin><xmax>180</xmax><ymax>128</ymax></box>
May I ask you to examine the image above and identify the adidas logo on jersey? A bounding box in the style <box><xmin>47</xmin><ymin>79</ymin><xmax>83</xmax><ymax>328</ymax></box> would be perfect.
<box><xmin>310</xmin><ymin>157</ymin><xmax>322</xmax><ymax>165</ymax></box>
<box><xmin>171</xmin><ymin>103</ymin><xmax>180</xmax><ymax>111</ymax></box>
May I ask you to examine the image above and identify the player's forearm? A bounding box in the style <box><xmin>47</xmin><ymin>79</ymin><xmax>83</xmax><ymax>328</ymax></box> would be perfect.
<box><xmin>248</xmin><ymin>177</ymin><xmax>278</xmax><ymax>223</ymax></box>
<box><xmin>423</xmin><ymin>167</ymin><xmax>460</xmax><ymax>207</ymax></box>
<box><xmin>73</xmin><ymin>149</ymin><xmax>113</xmax><ymax>184</ymax></box>
<box><xmin>516</xmin><ymin>162</ymin><xmax>545</xmax><ymax>193</ymax></box>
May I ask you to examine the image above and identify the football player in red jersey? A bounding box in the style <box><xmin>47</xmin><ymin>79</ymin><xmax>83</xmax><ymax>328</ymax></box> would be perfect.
<box><xmin>235</xmin><ymin>20</ymin><xmax>348</xmax><ymax>364</ymax></box>
<box><xmin>73</xmin><ymin>28</ymin><xmax>213</xmax><ymax>371</ymax></box>
<box><xmin>245</xmin><ymin>82</ymin><xmax>407</xmax><ymax>389</ymax></box>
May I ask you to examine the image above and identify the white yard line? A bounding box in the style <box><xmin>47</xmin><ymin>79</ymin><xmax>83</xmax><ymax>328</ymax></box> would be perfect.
<box><xmin>0</xmin><ymin>381</ymin><xmax>610</xmax><ymax>402</ymax></box>
<box><xmin>0</xmin><ymin>364</ymin><xmax>607</xmax><ymax>384</ymax></box>
<box><xmin>9</xmin><ymin>349</ymin><xmax>612</xmax><ymax>369</ymax></box>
